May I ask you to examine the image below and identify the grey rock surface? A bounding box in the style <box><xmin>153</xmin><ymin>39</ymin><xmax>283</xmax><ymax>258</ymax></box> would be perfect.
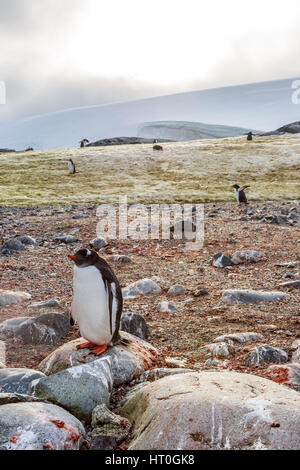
<box><xmin>122</xmin><ymin>279</ymin><xmax>161</xmax><ymax>299</ymax></box>
<box><xmin>120</xmin><ymin>313</ymin><xmax>150</xmax><ymax>340</ymax></box>
<box><xmin>222</xmin><ymin>290</ymin><xmax>289</xmax><ymax>305</ymax></box>
<box><xmin>0</xmin><ymin>368</ymin><xmax>45</xmax><ymax>394</ymax></box>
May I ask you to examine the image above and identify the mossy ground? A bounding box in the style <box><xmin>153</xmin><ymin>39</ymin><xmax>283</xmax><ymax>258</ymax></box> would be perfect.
<box><xmin>0</xmin><ymin>134</ymin><xmax>299</xmax><ymax>206</ymax></box>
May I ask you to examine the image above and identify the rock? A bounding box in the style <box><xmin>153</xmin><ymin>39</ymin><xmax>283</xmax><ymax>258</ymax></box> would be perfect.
<box><xmin>138</xmin><ymin>368</ymin><xmax>195</xmax><ymax>383</ymax></box>
<box><xmin>167</xmin><ymin>285</ymin><xmax>185</xmax><ymax>296</ymax></box>
<box><xmin>165</xmin><ymin>357</ymin><xmax>187</xmax><ymax>368</ymax></box>
<box><xmin>207</xmin><ymin>317</ymin><xmax>221</xmax><ymax>323</ymax></box>
<box><xmin>122</xmin><ymin>279</ymin><xmax>161</xmax><ymax>299</ymax></box>
<box><xmin>0</xmin><ymin>369</ymin><xmax>45</xmax><ymax>394</ymax></box>
<box><xmin>0</xmin><ymin>290</ymin><xmax>31</xmax><ymax>307</ymax></box>
<box><xmin>30</xmin><ymin>357</ymin><xmax>113</xmax><ymax>422</ymax></box>
<box><xmin>1</xmin><ymin>238</ymin><xmax>26</xmax><ymax>254</ymax></box>
<box><xmin>0</xmin><ymin>402</ymin><xmax>85</xmax><ymax>450</ymax></box>
<box><xmin>199</xmin><ymin>342</ymin><xmax>230</xmax><ymax>358</ymax></box>
<box><xmin>0</xmin><ymin>340</ymin><xmax>5</xmax><ymax>368</ymax></box>
<box><xmin>245</xmin><ymin>345</ymin><xmax>288</xmax><ymax>366</ymax></box>
<box><xmin>157</xmin><ymin>301</ymin><xmax>177</xmax><ymax>313</ymax></box>
<box><xmin>38</xmin><ymin>331</ymin><xmax>158</xmax><ymax>386</ymax></box>
<box><xmin>267</xmin><ymin>364</ymin><xmax>300</xmax><ymax>392</ymax></box>
<box><xmin>232</xmin><ymin>250</ymin><xmax>265</xmax><ymax>265</ymax></box>
<box><xmin>15</xmin><ymin>235</ymin><xmax>37</xmax><ymax>246</ymax></box>
<box><xmin>0</xmin><ymin>313</ymin><xmax>71</xmax><ymax>345</ymax></box>
<box><xmin>90</xmin><ymin>435</ymin><xmax>117</xmax><ymax>450</ymax></box>
<box><xmin>0</xmin><ymin>393</ymin><xmax>44</xmax><ymax>406</ymax></box>
<box><xmin>291</xmin><ymin>340</ymin><xmax>300</xmax><ymax>363</ymax></box>
<box><xmin>279</xmin><ymin>280</ymin><xmax>300</xmax><ymax>289</ymax></box>
<box><xmin>213</xmin><ymin>253</ymin><xmax>233</xmax><ymax>268</ymax></box>
<box><xmin>119</xmin><ymin>371</ymin><xmax>300</xmax><ymax>450</ymax></box>
<box><xmin>120</xmin><ymin>313</ymin><xmax>150</xmax><ymax>340</ymax></box>
<box><xmin>193</xmin><ymin>286</ymin><xmax>208</xmax><ymax>297</ymax></box>
<box><xmin>222</xmin><ymin>290</ymin><xmax>289</xmax><ymax>305</ymax></box>
<box><xmin>215</xmin><ymin>332</ymin><xmax>264</xmax><ymax>344</ymax></box>
<box><xmin>91</xmin><ymin>404</ymin><xmax>131</xmax><ymax>443</ymax></box>
<box><xmin>109</xmin><ymin>255</ymin><xmax>131</xmax><ymax>264</ymax></box>
<box><xmin>29</xmin><ymin>300</ymin><xmax>60</xmax><ymax>309</ymax></box>
<box><xmin>90</xmin><ymin>237</ymin><xmax>107</xmax><ymax>250</ymax></box>
<box><xmin>55</xmin><ymin>235</ymin><xmax>77</xmax><ymax>244</ymax></box>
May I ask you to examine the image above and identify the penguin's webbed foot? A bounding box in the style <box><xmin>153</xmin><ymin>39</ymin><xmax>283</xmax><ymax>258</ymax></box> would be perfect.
<box><xmin>90</xmin><ymin>344</ymin><xmax>107</xmax><ymax>355</ymax></box>
<box><xmin>77</xmin><ymin>341</ymin><xmax>95</xmax><ymax>350</ymax></box>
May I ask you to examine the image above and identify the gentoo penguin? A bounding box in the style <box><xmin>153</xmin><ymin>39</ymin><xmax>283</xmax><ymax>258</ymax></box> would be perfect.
<box><xmin>68</xmin><ymin>248</ymin><xmax>123</xmax><ymax>355</ymax></box>
<box><xmin>153</xmin><ymin>139</ymin><xmax>163</xmax><ymax>151</ymax></box>
<box><xmin>247</xmin><ymin>132</ymin><xmax>253</xmax><ymax>141</ymax></box>
<box><xmin>68</xmin><ymin>159</ymin><xmax>76</xmax><ymax>174</ymax></box>
<box><xmin>80</xmin><ymin>139</ymin><xmax>89</xmax><ymax>148</ymax></box>
<box><xmin>232</xmin><ymin>184</ymin><xmax>250</xmax><ymax>205</ymax></box>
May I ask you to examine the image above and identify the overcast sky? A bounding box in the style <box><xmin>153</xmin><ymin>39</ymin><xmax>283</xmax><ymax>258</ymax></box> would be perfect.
<box><xmin>0</xmin><ymin>0</ymin><xmax>300</xmax><ymax>123</ymax></box>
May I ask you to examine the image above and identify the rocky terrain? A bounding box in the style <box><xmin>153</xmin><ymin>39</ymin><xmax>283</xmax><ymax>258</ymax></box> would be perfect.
<box><xmin>0</xmin><ymin>199</ymin><xmax>299</xmax><ymax>450</ymax></box>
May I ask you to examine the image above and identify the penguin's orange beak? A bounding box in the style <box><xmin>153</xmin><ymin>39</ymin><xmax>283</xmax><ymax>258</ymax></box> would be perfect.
<box><xmin>68</xmin><ymin>255</ymin><xmax>76</xmax><ymax>259</ymax></box>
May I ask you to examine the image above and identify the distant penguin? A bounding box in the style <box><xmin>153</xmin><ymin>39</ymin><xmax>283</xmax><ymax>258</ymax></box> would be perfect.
<box><xmin>80</xmin><ymin>139</ymin><xmax>89</xmax><ymax>148</ymax></box>
<box><xmin>232</xmin><ymin>184</ymin><xmax>250</xmax><ymax>205</ymax></box>
<box><xmin>68</xmin><ymin>248</ymin><xmax>123</xmax><ymax>355</ymax></box>
<box><xmin>68</xmin><ymin>159</ymin><xmax>76</xmax><ymax>174</ymax></box>
<box><xmin>247</xmin><ymin>132</ymin><xmax>253</xmax><ymax>141</ymax></box>
<box><xmin>153</xmin><ymin>139</ymin><xmax>163</xmax><ymax>151</ymax></box>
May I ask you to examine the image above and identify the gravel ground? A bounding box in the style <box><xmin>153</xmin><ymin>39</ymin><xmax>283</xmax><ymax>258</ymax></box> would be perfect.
<box><xmin>0</xmin><ymin>200</ymin><xmax>299</xmax><ymax>385</ymax></box>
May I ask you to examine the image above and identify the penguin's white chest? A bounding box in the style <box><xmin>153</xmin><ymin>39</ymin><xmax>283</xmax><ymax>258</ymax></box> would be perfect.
<box><xmin>234</xmin><ymin>188</ymin><xmax>240</xmax><ymax>202</ymax></box>
<box><xmin>71</xmin><ymin>265</ymin><xmax>117</xmax><ymax>345</ymax></box>
<box><xmin>68</xmin><ymin>161</ymin><xmax>74</xmax><ymax>172</ymax></box>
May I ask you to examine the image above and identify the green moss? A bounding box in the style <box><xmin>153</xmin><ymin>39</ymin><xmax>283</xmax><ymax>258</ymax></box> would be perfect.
<box><xmin>0</xmin><ymin>135</ymin><xmax>299</xmax><ymax>206</ymax></box>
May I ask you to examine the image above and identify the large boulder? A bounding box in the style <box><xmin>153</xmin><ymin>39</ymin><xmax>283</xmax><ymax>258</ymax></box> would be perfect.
<box><xmin>0</xmin><ymin>368</ymin><xmax>46</xmax><ymax>394</ymax></box>
<box><xmin>30</xmin><ymin>357</ymin><xmax>113</xmax><ymax>422</ymax></box>
<box><xmin>38</xmin><ymin>331</ymin><xmax>158</xmax><ymax>386</ymax></box>
<box><xmin>0</xmin><ymin>402</ymin><xmax>85</xmax><ymax>450</ymax></box>
<box><xmin>0</xmin><ymin>290</ymin><xmax>31</xmax><ymax>307</ymax></box>
<box><xmin>119</xmin><ymin>371</ymin><xmax>300</xmax><ymax>450</ymax></box>
<box><xmin>122</xmin><ymin>279</ymin><xmax>161</xmax><ymax>299</ymax></box>
<box><xmin>245</xmin><ymin>345</ymin><xmax>288</xmax><ymax>366</ymax></box>
<box><xmin>222</xmin><ymin>290</ymin><xmax>289</xmax><ymax>305</ymax></box>
<box><xmin>0</xmin><ymin>313</ymin><xmax>71</xmax><ymax>345</ymax></box>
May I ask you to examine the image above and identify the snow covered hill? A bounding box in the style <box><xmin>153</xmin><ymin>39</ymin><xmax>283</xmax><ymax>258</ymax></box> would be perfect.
<box><xmin>0</xmin><ymin>78</ymin><xmax>299</xmax><ymax>150</ymax></box>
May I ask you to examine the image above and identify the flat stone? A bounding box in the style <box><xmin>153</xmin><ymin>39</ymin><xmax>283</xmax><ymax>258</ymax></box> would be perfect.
<box><xmin>109</xmin><ymin>255</ymin><xmax>131</xmax><ymax>264</ymax></box>
<box><xmin>215</xmin><ymin>332</ymin><xmax>264</xmax><ymax>344</ymax></box>
<box><xmin>213</xmin><ymin>253</ymin><xmax>233</xmax><ymax>268</ymax></box>
<box><xmin>167</xmin><ymin>285</ymin><xmax>186</xmax><ymax>296</ymax></box>
<box><xmin>157</xmin><ymin>301</ymin><xmax>177</xmax><ymax>313</ymax></box>
<box><xmin>29</xmin><ymin>300</ymin><xmax>60</xmax><ymax>309</ymax></box>
<box><xmin>0</xmin><ymin>313</ymin><xmax>71</xmax><ymax>345</ymax></box>
<box><xmin>0</xmin><ymin>368</ymin><xmax>45</xmax><ymax>394</ymax></box>
<box><xmin>267</xmin><ymin>364</ymin><xmax>300</xmax><ymax>391</ymax></box>
<box><xmin>38</xmin><ymin>331</ymin><xmax>158</xmax><ymax>386</ymax></box>
<box><xmin>16</xmin><ymin>235</ymin><xmax>37</xmax><ymax>246</ymax></box>
<box><xmin>222</xmin><ymin>290</ymin><xmax>289</xmax><ymax>305</ymax></box>
<box><xmin>1</xmin><ymin>238</ymin><xmax>26</xmax><ymax>254</ymax></box>
<box><xmin>119</xmin><ymin>371</ymin><xmax>300</xmax><ymax>450</ymax></box>
<box><xmin>245</xmin><ymin>345</ymin><xmax>288</xmax><ymax>366</ymax></box>
<box><xmin>232</xmin><ymin>250</ymin><xmax>265</xmax><ymax>265</ymax></box>
<box><xmin>122</xmin><ymin>279</ymin><xmax>161</xmax><ymax>299</ymax></box>
<box><xmin>279</xmin><ymin>280</ymin><xmax>300</xmax><ymax>289</ymax></box>
<box><xmin>120</xmin><ymin>313</ymin><xmax>150</xmax><ymax>340</ymax></box>
<box><xmin>30</xmin><ymin>357</ymin><xmax>113</xmax><ymax>422</ymax></box>
<box><xmin>0</xmin><ymin>402</ymin><xmax>85</xmax><ymax>450</ymax></box>
<box><xmin>55</xmin><ymin>235</ymin><xmax>77</xmax><ymax>244</ymax></box>
<box><xmin>199</xmin><ymin>342</ymin><xmax>231</xmax><ymax>358</ymax></box>
<box><xmin>0</xmin><ymin>290</ymin><xmax>31</xmax><ymax>307</ymax></box>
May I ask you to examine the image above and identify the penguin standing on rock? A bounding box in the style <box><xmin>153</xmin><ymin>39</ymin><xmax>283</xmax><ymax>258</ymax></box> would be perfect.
<box><xmin>68</xmin><ymin>159</ymin><xmax>77</xmax><ymax>174</ymax></box>
<box><xmin>68</xmin><ymin>248</ymin><xmax>123</xmax><ymax>355</ymax></box>
<box><xmin>232</xmin><ymin>184</ymin><xmax>250</xmax><ymax>205</ymax></box>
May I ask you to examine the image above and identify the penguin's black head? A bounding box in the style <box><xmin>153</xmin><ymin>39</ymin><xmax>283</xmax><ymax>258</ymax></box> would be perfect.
<box><xmin>232</xmin><ymin>184</ymin><xmax>240</xmax><ymax>190</ymax></box>
<box><xmin>68</xmin><ymin>248</ymin><xmax>98</xmax><ymax>267</ymax></box>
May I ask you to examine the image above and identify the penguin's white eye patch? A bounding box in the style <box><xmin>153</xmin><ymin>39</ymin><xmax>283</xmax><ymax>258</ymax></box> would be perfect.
<box><xmin>86</xmin><ymin>250</ymin><xmax>91</xmax><ymax>256</ymax></box>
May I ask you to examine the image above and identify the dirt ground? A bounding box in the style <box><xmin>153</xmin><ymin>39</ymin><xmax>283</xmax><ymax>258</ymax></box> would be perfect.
<box><xmin>0</xmin><ymin>200</ymin><xmax>299</xmax><ymax>385</ymax></box>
